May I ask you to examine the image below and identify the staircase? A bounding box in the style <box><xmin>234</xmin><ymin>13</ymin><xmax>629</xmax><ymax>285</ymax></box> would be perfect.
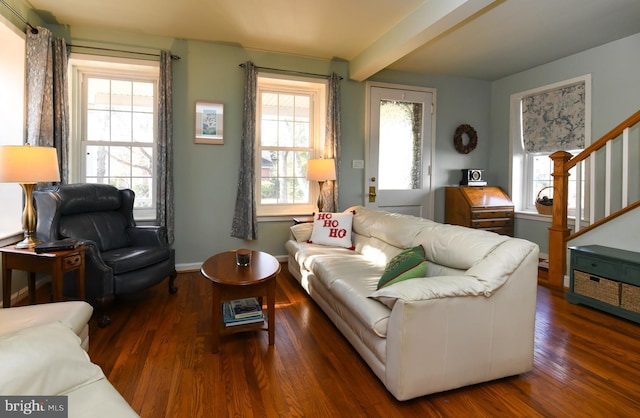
<box><xmin>546</xmin><ymin>109</ymin><xmax>640</xmax><ymax>288</ymax></box>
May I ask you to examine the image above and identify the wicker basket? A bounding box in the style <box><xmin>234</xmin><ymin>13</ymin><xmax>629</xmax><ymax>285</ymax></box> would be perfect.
<box><xmin>621</xmin><ymin>283</ymin><xmax>640</xmax><ymax>313</ymax></box>
<box><xmin>535</xmin><ymin>186</ymin><xmax>553</xmax><ymax>215</ymax></box>
<box><xmin>573</xmin><ymin>271</ymin><xmax>620</xmax><ymax>306</ymax></box>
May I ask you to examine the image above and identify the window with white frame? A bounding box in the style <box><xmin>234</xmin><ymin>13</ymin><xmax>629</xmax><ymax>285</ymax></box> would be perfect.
<box><xmin>256</xmin><ymin>74</ymin><xmax>327</xmax><ymax>216</ymax></box>
<box><xmin>0</xmin><ymin>19</ymin><xmax>26</xmax><ymax>242</ymax></box>
<box><xmin>525</xmin><ymin>152</ymin><xmax>584</xmax><ymax>217</ymax></box>
<box><xmin>511</xmin><ymin>75</ymin><xmax>591</xmax><ymax>218</ymax></box>
<box><xmin>70</xmin><ymin>56</ymin><xmax>159</xmax><ymax>220</ymax></box>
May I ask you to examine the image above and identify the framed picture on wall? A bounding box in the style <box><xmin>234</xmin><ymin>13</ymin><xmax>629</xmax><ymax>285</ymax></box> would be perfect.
<box><xmin>195</xmin><ymin>101</ymin><xmax>224</xmax><ymax>144</ymax></box>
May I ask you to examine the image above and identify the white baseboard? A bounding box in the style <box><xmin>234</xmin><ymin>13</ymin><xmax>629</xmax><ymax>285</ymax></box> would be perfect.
<box><xmin>0</xmin><ymin>278</ymin><xmax>48</xmax><ymax>308</ymax></box>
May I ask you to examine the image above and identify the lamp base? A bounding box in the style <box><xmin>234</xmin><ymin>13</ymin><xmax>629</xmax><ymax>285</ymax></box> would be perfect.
<box><xmin>316</xmin><ymin>180</ymin><xmax>325</xmax><ymax>212</ymax></box>
<box><xmin>15</xmin><ymin>235</ymin><xmax>41</xmax><ymax>249</ymax></box>
<box><xmin>16</xmin><ymin>183</ymin><xmax>40</xmax><ymax>249</ymax></box>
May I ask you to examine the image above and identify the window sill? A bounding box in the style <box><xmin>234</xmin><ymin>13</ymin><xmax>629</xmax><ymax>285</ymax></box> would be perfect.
<box><xmin>516</xmin><ymin>210</ymin><xmax>581</xmax><ymax>226</ymax></box>
<box><xmin>0</xmin><ymin>232</ymin><xmax>21</xmax><ymax>248</ymax></box>
<box><xmin>515</xmin><ymin>210</ymin><xmax>552</xmax><ymax>222</ymax></box>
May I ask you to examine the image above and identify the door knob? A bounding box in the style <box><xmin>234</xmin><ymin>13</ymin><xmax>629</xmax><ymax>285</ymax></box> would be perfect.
<box><xmin>368</xmin><ymin>186</ymin><xmax>376</xmax><ymax>203</ymax></box>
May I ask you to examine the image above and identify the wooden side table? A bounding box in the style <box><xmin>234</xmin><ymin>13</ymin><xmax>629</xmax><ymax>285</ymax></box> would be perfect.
<box><xmin>200</xmin><ymin>250</ymin><xmax>280</xmax><ymax>353</ymax></box>
<box><xmin>1</xmin><ymin>245</ymin><xmax>86</xmax><ymax>308</ymax></box>
<box><xmin>293</xmin><ymin>216</ymin><xmax>314</xmax><ymax>225</ymax></box>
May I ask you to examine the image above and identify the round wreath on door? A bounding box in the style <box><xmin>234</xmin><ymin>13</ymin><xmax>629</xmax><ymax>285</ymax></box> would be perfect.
<box><xmin>453</xmin><ymin>124</ymin><xmax>478</xmax><ymax>154</ymax></box>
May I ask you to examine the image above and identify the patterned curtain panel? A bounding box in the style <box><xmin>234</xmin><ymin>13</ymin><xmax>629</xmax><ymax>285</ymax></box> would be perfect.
<box><xmin>157</xmin><ymin>50</ymin><xmax>175</xmax><ymax>244</ymax></box>
<box><xmin>231</xmin><ymin>61</ymin><xmax>258</xmax><ymax>240</ymax></box>
<box><xmin>522</xmin><ymin>81</ymin><xmax>585</xmax><ymax>153</ymax></box>
<box><xmin>52</xmin><ymin>38</ymin><xmax>70</xmax><ymax>183</ymax></box>
<box><xmin>323</xmin><ymin>72</ymin><xmax>342</xmax><ymax>212</ymax></box>
<box><xmin>26</xmin><ymin>27</ymin><xmax>69</xmax><ymax>183</ymax></box>
<box><xmin>26</xmin><ymin>27</ymin><xmax>53</xmax><ymax>147</ymax></box>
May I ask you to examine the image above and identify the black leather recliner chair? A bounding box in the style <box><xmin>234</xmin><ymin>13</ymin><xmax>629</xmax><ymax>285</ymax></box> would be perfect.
<box><xmin>34</xmin><ymin>183</ymin><xmax>177</xmax><ymax>327</ymax></box>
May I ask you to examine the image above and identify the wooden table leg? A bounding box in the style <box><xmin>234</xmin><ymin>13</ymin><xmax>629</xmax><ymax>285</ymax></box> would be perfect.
<box><xmin>211</xmin><ymin>283</ymin><xmax>221</xmax><ymax>354</ymax></box>
<box><xmin>77</xmin><ymin>251</ymin><xmax>86</xmax><ymax>300</ymax></box>
<box><xmin>28</xmin><ymin>272</ymin><xmax>36</xmax><ymax>304</ymax></box>
<box><xmin>2</xmin><ymin>260</ymin><xmax>11</xmax><ymax>308</ymax></box>
<box><xmin>267</xmin><ymin>277</ymin><xmax>276</xmax><ymax>346</ymax></box>
<box><xmin>51</xmin><ymin>259</ymin><xmax>64</xmax><ymax>302</ymax></box>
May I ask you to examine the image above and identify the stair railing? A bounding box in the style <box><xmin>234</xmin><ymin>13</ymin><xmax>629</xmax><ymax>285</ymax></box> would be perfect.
<box><xmin>547</xmin><ymin>109</ymin><xmax>640</xmax><ymax>288</ymax></box>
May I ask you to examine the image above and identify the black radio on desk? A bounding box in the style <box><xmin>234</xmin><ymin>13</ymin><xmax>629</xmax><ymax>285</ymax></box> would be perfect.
<box><xmin>459</xmin><ymin>168</ymin><xmax>487</xmax><ymax>186</ymax></box>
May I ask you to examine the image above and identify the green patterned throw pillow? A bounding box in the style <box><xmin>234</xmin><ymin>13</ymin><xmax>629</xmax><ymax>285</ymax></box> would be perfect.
<box><xmin>377</xmin><ymin>245</ymin><xmax>427</xmax><ymax>290</ymax></box>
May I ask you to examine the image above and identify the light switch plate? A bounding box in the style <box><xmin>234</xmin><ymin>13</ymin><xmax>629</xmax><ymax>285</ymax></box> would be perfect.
<box><xmin>352</xmin><ymin>160</ymin><xmax>364</xmax><ymax>169</ymax></box>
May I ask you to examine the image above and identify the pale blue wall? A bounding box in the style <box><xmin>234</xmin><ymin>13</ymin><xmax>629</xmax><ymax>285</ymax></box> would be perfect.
<box><xmin>490</xmin><ymin>33</ymin><xmax>640</xmax><ymax>253</ymax></box>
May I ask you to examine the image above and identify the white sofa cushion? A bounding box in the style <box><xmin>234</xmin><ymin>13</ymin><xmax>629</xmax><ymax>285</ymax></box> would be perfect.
<box><xmin>0</xmin><ymin>322</ymin><xmax>104</xmax><ymax>396</ymax></box>
<box><xmin>0</xmin><ymin>301</ymin><xmax>93</xmax><ymax>338</ymax></box>
<box><xmin>369</xmin><ymin>275</ymin><xmax>486</xmax><ymax>309</ymax></box>
<box><xmin>311</xmin><ymin>255</ymin><xmax>390</xmax><ymax>338</ymax></box>
<box><xmin>412</xmin><ymin>223</ymin><xmax>509</xmax><ymax>270</ymax></box>
<box><xmin>290</xmin><ymin>222</ymin><xmax>313</xmax><ymax>242</ymax></box>
<box><xmin>348</xmin><ymin>205</ymin><xmax>435</xmax><ymax>250</ymax></box>
<box><xmin>285</xmin><ymin>240</ymin><xmax>355</xmax><ymax>272</ymax></box>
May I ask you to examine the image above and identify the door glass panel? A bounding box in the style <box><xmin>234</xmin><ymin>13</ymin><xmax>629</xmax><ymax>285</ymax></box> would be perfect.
<box><xmin>378</xmin><ymin>100</ymin><xmax>423</xmax><ymax>190</ymax></box>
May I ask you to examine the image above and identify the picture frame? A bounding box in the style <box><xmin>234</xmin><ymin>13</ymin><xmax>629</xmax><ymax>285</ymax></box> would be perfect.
<box><xmin>195</xmin><ymin>101</ymin><xmax>224</xmax><ymax>144</ymax></box>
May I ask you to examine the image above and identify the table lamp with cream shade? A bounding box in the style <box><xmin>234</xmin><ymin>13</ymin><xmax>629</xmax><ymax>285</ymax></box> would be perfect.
<box><xmin>306</xmin><ymin>158</ymin><xmax>336</xmax><ymax>212</ymax></box>
<box><xmin>0</xmin><ymin>144</ymin><xmax>60</xmax><ymax>248</ymax></box>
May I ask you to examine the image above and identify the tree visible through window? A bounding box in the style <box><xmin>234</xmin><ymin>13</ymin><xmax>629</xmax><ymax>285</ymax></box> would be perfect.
<box><xmin>256</xmin><ymin>75</ymin><xmax>326</xmax><ymax>216</ymax></box>
<box><xmin>71</xmin><ymin>58</ymin><xmax>159</xmax><ymax>220</ymax></box>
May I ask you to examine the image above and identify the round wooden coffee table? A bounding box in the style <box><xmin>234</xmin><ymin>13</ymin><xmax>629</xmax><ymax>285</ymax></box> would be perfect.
<box><xmin>200</xmin><ymin>250</ymin><xmax>280</xmax><ymax>353</ymax></box>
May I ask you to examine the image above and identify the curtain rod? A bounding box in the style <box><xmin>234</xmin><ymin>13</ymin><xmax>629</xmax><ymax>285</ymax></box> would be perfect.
<box><xmin>68</xmin><ymin>44</ymin><xmax>181</xmax><ymax>60</ymax></box>
<box><xmin>0</xmin><ymin>0</ymin><xmax>39</xmax><ymax>33</ymax></box>
<box><xmin>239</xmin><ymin>63</ymin><xmax>342</xmax><ymax>80</ymax></box>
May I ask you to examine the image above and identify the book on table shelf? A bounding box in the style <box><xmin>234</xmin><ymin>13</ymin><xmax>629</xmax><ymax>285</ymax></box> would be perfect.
<box><xmin>230</xmin><ymin>297</ymin><xmax>262</xmax><ymax>319</ymax></box>
<box><xmin>223</xmin><ymin>301</ymin><xmax>264</xmax><ymax>327</ymax></box>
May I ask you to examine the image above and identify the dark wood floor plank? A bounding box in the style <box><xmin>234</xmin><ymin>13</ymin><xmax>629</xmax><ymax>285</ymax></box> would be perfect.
<box><xmin>72</xmin><ymin>266</ymin><xmax>640</xmax><ymax>417</ymax></box>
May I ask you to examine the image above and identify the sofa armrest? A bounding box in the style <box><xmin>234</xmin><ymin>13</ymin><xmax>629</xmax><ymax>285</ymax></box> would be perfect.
<box><xmin>127</xmin><ymin>226</ymin><xmax>169</xmax><ymax>247</ymax></box>
<box><xmin>382</xmin><ymin>250</ymin><xmax>538</xmax><ymax>400</ymax></box>
<box><xmin>369</xmin><ymin>275</ymin><xmax>486</xmax><ymax>309</ymax></box>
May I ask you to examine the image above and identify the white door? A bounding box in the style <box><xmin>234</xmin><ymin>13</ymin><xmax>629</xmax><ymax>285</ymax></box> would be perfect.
<box><xmin>365</xmin><ymin>83</ymin><xmax>435</xmax><ymax>218</ymax></box>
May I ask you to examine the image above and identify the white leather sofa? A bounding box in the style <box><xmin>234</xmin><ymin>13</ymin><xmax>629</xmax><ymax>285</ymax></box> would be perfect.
<box><xmin>0</xmin><ymin>301</ymin><xmax>138</xmax><ymax>417</ymax></box>
<box><xmin>286</xmin><ymin>206</ymin><xmax>539</xmax><ymax>400</ymax></box>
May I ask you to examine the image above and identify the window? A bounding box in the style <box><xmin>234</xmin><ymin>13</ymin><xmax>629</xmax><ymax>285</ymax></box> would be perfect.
<box><xmin>510</xmin><ymin>75</ymin><xmax>591</xmax><ymax>218</ymax></box>
<box><xmin>0</xmin><ymin>18</ymin><xmax>25</xmax><ymax>242</ymax></box>
<box><xmin>525</xmin><ymin>151</ymin><xmax>584</xmax><ymax>217</ymax></box>
<box><xmin>256</xmin><ymin>75</ymin><xmax>327</xmax><ymax>216</ymax></box>
<box><xmin>70</xmin><ymin>57</ymin><xmax>159</xmax><ymax>220</ymax></box>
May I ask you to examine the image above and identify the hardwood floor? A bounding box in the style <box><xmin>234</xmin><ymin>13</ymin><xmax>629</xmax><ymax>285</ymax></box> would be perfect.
<box><xmin>81</xmin><ymin>266</ymin><xmax>640</xmax><ymax>417</ymax></box>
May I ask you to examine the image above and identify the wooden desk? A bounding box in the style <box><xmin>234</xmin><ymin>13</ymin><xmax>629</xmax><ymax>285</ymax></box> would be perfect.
<box><xmin>200</xmin><ymin>250</ymin><xmax>280</xmax><ymax>353</ymax></box>
<box><xmin>1</xmin><ymin>245</ymin><xmax>86</xmax><ymax>308</ymax></box>
<box><xmin>445</xmin><ymin>186</ymin><xmax>514</xmax><ymax>236</ymax></box>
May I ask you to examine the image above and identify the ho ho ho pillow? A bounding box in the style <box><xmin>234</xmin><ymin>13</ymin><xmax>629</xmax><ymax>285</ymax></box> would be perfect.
<box><xmin>308</xmin><ymin>211</ymin><xmax>354</xmax><ymax>249</ymax></box>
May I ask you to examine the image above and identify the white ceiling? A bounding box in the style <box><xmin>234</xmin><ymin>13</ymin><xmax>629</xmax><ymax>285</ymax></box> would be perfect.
<box><xmin>25</xmin><ymin>0</ymin><xmax>640</xmax><ymax>81</ymax></box>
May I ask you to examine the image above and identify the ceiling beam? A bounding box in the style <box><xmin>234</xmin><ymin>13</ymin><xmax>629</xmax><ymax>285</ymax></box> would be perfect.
<box><xmin>348</xmin><ymin>0</ymin><xmax>498</xmax><ymax>81</ymax></box>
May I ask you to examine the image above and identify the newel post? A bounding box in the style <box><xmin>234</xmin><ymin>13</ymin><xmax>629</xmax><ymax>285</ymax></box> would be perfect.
<box><xmin>548</xmin><ymin>151</ymin><xmax>573</xmax><ymax>288</ymax></box>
